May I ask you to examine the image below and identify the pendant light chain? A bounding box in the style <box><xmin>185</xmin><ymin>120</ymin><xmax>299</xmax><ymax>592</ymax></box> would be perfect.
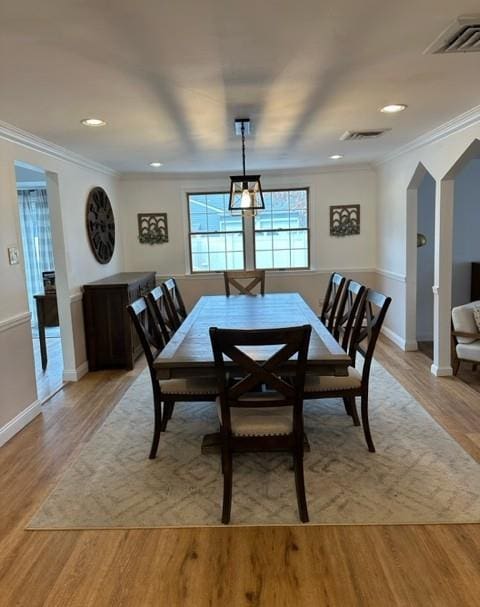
<box><xmin>241</xmin><ymin>121</ymin><xmax>246</xmax><ymax>177</ymax></box>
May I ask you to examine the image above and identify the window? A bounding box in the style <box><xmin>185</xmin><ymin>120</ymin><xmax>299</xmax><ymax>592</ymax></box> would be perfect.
<box><xmin>187</xmin><ymin>188</ymin><xmax>309</xmax><ymax>273</ymax></box>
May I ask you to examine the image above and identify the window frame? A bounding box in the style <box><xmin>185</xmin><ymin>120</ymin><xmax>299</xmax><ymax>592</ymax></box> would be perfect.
<box><xmin>186</xmin><ymin>187</ymin><xmax>310</xmax><ymax>274</ymax></box>
<box><xmin>187</xmin><ymin>191</ymin><xmax>247</xmax><ymax>274</ymax></box>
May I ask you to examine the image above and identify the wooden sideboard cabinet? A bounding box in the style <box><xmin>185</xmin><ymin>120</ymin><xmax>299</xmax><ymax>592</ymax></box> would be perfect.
<box><xmin>83</xmin><ymin>272</ymin><xmax>156</xmax><ymax>370</ymax></box>
<box><xmin>472</xmin><ymin>263</ymin><xmax>480</xmax><ymax>302</ymax></box>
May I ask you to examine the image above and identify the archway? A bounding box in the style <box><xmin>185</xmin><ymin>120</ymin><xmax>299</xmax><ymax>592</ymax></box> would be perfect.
<box><xmin>434</xmin><ymin>139</ymin><xmax>480</xmax><ymax>375</ymax></box>
<box><xmin>405</xmin><ymin>163</ymin><xmax>436</xmax><ymax>354</ymax></box>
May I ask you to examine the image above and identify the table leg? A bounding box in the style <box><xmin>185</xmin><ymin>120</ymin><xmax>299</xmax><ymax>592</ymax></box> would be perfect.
<box><xmin>36</xmin><ymin>299</ymin><xmax>48</xmax><ymax>371</ymax></box>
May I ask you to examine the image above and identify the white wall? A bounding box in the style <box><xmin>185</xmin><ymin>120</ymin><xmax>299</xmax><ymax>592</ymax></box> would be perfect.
<box><xmin>0</xmin><ymin>134</ymin><xmax>123</xmax><ymax>445</ymax></box>
<box><xmin>416</xmin><ymin>173</ymin><xmax>435</xmax><ymax>341</ymax></box>
<box><xmin>119</xmin><ymin>167</ymin><xmax>377</xmax><ymax>310</ymax></box>
<box><xmin>452</xmin><ymin>158</ymin><xmax>480</xmax><ymax>307</ymax></box>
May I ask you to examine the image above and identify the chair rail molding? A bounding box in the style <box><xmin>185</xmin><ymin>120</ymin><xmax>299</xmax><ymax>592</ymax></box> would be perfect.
<box><xmin>0</xmin><ymin>311</ymin><xmax>31</xmax><ymax>334</ymax></box>
<box><xmin>376</xmin><ymin>268</ymin><xmax>406</xmax><ymax>282</ymax></box>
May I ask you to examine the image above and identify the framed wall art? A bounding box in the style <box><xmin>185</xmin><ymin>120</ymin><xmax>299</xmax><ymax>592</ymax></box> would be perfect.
<box><xmin>137</xmin><ymin>213</ymin><xmax>169</xmax><ymax>244</ymax></box>
<box><xmin>329</xmin><ymin>204</ymin><xmax>360</xmax><ymax>237</ymax></box>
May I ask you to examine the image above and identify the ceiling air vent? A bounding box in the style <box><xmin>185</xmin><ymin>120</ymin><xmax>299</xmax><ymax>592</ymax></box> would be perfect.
<box><xmin>340</xmin><ymin>129</ymin><xmax>390</xmax><ymax>141</ymax></box>
<box><xmin>425</xmin><ymin>15</ymin><xmax>480</xmax><ymax>54</ymax></box>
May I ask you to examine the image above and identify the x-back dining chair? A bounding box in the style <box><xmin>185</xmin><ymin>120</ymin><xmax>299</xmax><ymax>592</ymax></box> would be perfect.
<box><xmin>223</xmin><ymin>270</ymin><xmax>265</xmax><ymax>296</ymax></box>
<box><xmin>332</xmin><ymin>279</ymin><xmax>367</xmax><ymax>348</ymax></box>
<box><xmin>305</xmin><ymin>289</ymin><xmax>391</xmax><ymax>453</ymax></box>
<box><xmin>209</xmin><ymin>324</ymin><xmax>312</xmax><ymax>524</ymax></box>
<box><xmin>161</xmin><ymin>277</ymin><xmax>188</xmax><ymax>330</ymax></box>
<box><xmin>127</xmin><ymin>297</ymin><xmax>218</xmax><ymax>459</ymax></box>
<box><xmin>320</xmin><ymin>272</ymin><xmax>346</xmax><ymax>332</ymax></box>
<box><xmin>146</xmin><ymin>286</ymin><xmax>175</xmax><ymax>344</ymax></box>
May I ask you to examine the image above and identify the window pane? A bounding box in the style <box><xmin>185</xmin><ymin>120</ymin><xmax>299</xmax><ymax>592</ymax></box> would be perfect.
<box><xmin>291</xmin><ymin>249</ymin><xmax>308</xmax><ymax>267</ymax></box>
<box><xmin>290</xmin><ymin>230</ymin><xmax>308</xmax><ymax>249</ymax></box>
<box><xmin>189</xmin><ymin>194</ymin><xmax>207</xmax><ymax>212</ymax></box>
<box><xmin>289</xmin><ymin>190</ymin><xmax>307</xmax><ymax>209</ymax></box>
<box><xmin>263</xmin><ymin>191</ymin><xmax>272</xmax><ymax>210</ymax></box>
<box><xmin>255</xmin><ymin>209</ymin><xmax>272</xmax><ymax>230</ymax></box>
<box><xmin>255</xmin><ymin>231</ymin><xmax>272</xmax><ymax>251</ymax></box>
<box><xmin>256</xmin><ymin>250</ymin><xmax>273</xmax><ymax>269</ymax></box>
<box><xmin>224</xmin><ymin>214</ymin><xmax>243</xmax><ymax>232</ymax></box>
<box><xmin>272</xmin><ymin>231</ymin><xmax>291</xmax><ymax>250</ymax></box>
<box><xmin>208</xmin><ymin>234</ymin><xmax>226</xmax><ymax>252</ymax></box>
<box><xmin>226</xmin><ymin>251</ymin><xmax>244</xmax><ymax>270</ymax></box>
<box><xmin>190</xmin><ymin>214</ymin><xmax>208</xmax><ymax>232</ymax></box>
<box><xmin>273</xmin><ymin>250</ymin><xmax>291</xmax><ymax>268</ymax></box>
<box><xmin>225</xmin><ymin>232</ymin><xmax>244</xmax><ymax>252</ymax></box>
<box><xmin>272</xmin><ymin>191</ymin><xmax>289</xmax><ymax>211</ymax></box>
<box><xmin>205</xmin><ymin>193</ymin><xmax>226</xmax><ymax>211</ymax></box>
<box><xmin>191</xmin><ymin>252</ymin><xmax>209</xmax><ymax>272</ymax></box>
<box><xmin>209</xmin><ymin>252</ymin><xmax>227</xmax><ymax>271</ymax></box>
<box><xmin>191</xmin><ymin>233</ymin><xmax>209</xmax><ymax>253</ymax></box>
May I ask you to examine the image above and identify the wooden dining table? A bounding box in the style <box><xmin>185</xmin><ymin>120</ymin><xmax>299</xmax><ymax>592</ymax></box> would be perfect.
<box><xmin>154</xmin><ymin>293</ymin><xmax>351</xmax><ymax>379</ymax></box>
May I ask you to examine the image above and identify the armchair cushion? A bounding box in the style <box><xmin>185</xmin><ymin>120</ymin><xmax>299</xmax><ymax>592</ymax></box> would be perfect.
<box><xmin>452</xmin><ymin>302</ymin><xmax>480</xmax><ymax>344</ymax></box>
<box><xmin>473</xmin><ymin>303</ymin><xmax>480</xmax><ymax>332</ymax></box>
<box><xmin>304</xmin><ymin>366</ymin><xmax>362</xmax><ymax>392</ymax></box>
<box><xmin>216</xmin><ymin>395</ymin><xmax>292</xmax><ymax>437</ymax></box>
<box><xmin>456</xmin><ymin>341</ymin><xmax>480</xmax><ymax>363</ymax></box>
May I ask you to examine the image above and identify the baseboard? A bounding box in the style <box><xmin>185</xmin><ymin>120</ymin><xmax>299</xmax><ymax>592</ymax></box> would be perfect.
<box><xmin>63</xmin><ymin>361</ymin><xmax>88</xmax><ymax>382</ymax></box>
<box><xmin>431</xmin><ymin>364</ymin><xmax>453</xmax><ymax>377</ymax></box>
<box><xmin>381</xmin><ymin>327</ymin><xmax>406</xmax><ymax>350</ymax></box>
<box><xmin>0</xmin><ymin>399</ymin><xmax>41</xmax><ymax>448</ymax></box>
<box><xmin>404</xmin><ymin>340</ymin><xmax>418</xmax><ymax>351</ymax></box>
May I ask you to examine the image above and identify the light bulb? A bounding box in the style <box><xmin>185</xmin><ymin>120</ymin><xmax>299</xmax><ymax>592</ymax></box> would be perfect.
<box><xmin>240</xmin><ymin>188</ymin><xmax>252</xmax><ymax>208</ymax></box>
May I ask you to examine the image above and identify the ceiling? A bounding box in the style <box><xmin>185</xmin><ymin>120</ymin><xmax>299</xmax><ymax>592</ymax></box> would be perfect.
<box><xmin>1</xmin><ymin>0</ymin><xmax>480</xmax><ymax>173</ymax></box>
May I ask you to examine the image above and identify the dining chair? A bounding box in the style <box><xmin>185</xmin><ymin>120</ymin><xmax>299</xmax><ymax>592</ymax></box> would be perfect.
<box><xmin>161</xmin><ymin>277</ymin><xmax>188</xmax><ymax>330</ymax></box>
<box><xmin>146</xmin><ymin>286</ymin><xmax>175</xmax><ymax>344</ymax></box>
<box><xmin>332</xmin><ymin>279</ymin><xmax>367</xmax><ymax>347</ymax></box>
<box><xmin>304</xmin><ymin>289</ymin><xmax>391</xmax><ymax>453</ymax></box>
<box><xmin>209</xmin><ymin>324</ymin><xmax>312</xmax><ymax>524</ymax></box>
<box><xmin>223</xmin><ymin>270</ymin><xmax>265</xmax><ymax>296</ymax></box>
<box><xmin>127</xmin><ymin>298</ymin><xmax>218</xmax><ymax>459</ymax></box>
<box><xmin>320</xmin><ymin>272</ymin><xmax>346</xmax><ymax>331</ymax></box>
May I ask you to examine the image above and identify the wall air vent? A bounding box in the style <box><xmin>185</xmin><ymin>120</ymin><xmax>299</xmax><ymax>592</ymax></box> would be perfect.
<box><xmin>425</xmin><ymin>15</ymin><xmax>480</xmax><ymax>54</ymax></box>
<box><xmin>340</xmin><ymin>129</ymin><xmax>390</xmax><ymax>141</ymax></box>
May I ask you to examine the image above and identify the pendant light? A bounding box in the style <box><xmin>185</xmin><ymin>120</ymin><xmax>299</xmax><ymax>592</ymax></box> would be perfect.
<box><xmin>228</xmin><ymin>119</ymin><xmax>265</xmax><ymax>216</ymax></box>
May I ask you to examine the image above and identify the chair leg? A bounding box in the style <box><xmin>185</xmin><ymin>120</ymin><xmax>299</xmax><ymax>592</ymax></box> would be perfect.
<box><xmin>221</xmin><ymin>448</ymin><xmax>233</xmax><ymax>524</ymax></box>
<box><xmin>342</xmin><ymin>396</ymin><xmax>352</xmax><ymax>416</ymax></box>
<box><xmin>149</xmin><ymin>386</ymin><xmax>162</xmax><ymax>459</ymax></box>
<box><xmin>293</xmin><ymin>449</ymin><xmax>309</xmax><ymax>523</ymax></box>
<box><xmin>346</xmin><ymin>395</ymin><xmax>360</xmax><ymax>426</ymax></box>
<box><xmin>161</xmin><ymin>400</ymin><xmax>174</xmax><ymax>432</ymax></box>
<box><xmin>360</xmin><ymin>392</ymin><xmax>375</xmax><ymax>453</ymax></box>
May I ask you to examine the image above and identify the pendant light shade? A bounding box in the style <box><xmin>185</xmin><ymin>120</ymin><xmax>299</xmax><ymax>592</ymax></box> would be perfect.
<box><xmin>228</xmin><ymin>119</ymin><xmax>265</xmax><ymax>215</ymax></box>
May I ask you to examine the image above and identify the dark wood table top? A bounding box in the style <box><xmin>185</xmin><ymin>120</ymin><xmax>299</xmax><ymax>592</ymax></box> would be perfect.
<box><xmin>154</xmin><ymin>293</ymin><xmax>351</xmax><ymax>379</ymax></box>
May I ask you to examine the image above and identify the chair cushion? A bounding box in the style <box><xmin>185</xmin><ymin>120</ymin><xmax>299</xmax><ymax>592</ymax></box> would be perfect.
<box><xmin>456</xmin><ymin>341</ymin><xmax>480</xmax><ymax>363</ymax></box>
<box><xmin>474</xmin><ymin>303</ymin><xmax>480</xmax><ymax>332</ymax></box>
<box><xmin>304</xmin><ymin>366</ymin><xmax>362</xmax><ymax>393</ymax></box>
<box><xmin>452</xmin><ymin>302</ymin><xmax>480</xmax><ymax>344</ymax></box>
<box><xmin>160</xmin><ymin>377</ymin><xmax>218</xmax><ymax>396</ymax></box>
<box><xmin>216</xmin><ymin>394</ymin><xmax>292</xmax><ymax>437</ymax></box>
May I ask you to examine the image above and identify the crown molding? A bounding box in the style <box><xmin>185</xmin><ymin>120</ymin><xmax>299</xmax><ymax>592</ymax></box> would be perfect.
<box><xmin>0</xmin><ymin>120</ymin><xmax>119</xmax><ymax>177</ymax></box>
<box><xmin>376</xmin><ymin>105</ymin><xmax>480</xmax><ymax>166</ymax></box>
<box><xmin>120</xmin><ymin>162</ymin><xmax>374</xmax><ymax>181</ymax></box>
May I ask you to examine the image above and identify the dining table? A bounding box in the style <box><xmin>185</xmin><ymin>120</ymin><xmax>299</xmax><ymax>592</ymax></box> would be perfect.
<box><xmin>154</xmin><ymin>292</ymin><xmax>351</xmax><ymax>452</ymax></box>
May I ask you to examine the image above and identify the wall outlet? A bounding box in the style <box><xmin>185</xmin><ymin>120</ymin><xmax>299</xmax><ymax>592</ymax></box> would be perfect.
<box><xmin>7</xmin><ymin>246</ymin><xmax>19</xmax><ymax>265</ymax></box>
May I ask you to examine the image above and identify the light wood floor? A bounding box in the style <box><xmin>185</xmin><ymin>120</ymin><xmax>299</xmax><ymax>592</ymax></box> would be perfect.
<box><xmin>1</xmin><ymin>338</ymin><xmax>479</xmax><ymax>607</ymax></box>
<box><xmin>33</xmin><ymin>336</ymin><xmax>64</xmax><ymax>401</ymax></box>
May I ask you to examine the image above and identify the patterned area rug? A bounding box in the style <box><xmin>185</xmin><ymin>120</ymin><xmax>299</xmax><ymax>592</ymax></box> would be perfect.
<box><xmin>29</xmin><ymin>361</ymin><xmax>480</xmax><ymax>528</ymax></box>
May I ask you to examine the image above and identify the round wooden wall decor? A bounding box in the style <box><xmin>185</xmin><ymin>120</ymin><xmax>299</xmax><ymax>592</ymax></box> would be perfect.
<box><xmin>86</xmin><ymin>187</ymin><xmax>115</xmax><ymax>264</ymax></box>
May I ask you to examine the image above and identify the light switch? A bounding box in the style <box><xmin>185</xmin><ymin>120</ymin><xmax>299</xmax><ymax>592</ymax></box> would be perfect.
<box><xmin>7</xmin><ymin>246</ymin><xmax>19</xmax><ymax>265</ymax></box>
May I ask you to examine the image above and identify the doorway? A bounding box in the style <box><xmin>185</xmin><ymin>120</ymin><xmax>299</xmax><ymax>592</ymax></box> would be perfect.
<box><xmin>15</xmin><ymin>162</ymin><xmax>64</xmax><ymax>401</ymax></box>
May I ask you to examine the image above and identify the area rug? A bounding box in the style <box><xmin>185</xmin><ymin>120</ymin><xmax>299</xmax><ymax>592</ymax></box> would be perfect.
<box><xmin>28</xmin><ymin>361</ymin><xmax>480</xmax><ymax>528</ymax></box>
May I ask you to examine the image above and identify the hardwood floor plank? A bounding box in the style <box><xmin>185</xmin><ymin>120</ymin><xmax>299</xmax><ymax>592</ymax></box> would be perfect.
<box><xmin>1</xmin><ymin>338</ymin><xmax>480</xmax><ymax>606</ymax></box>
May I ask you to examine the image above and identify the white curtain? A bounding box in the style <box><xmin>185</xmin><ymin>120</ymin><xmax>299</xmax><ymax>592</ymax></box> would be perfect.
<box><xmin>18</xmin><ymin>188</ymin><xmax>55</xmax><ymax>328</ymax></box>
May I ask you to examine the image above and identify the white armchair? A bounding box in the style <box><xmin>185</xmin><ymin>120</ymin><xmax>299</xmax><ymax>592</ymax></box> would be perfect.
<box><xmin>451</xmin><ymin>301</ymin><xmax>480</xmax><ymax>375</ymax></box>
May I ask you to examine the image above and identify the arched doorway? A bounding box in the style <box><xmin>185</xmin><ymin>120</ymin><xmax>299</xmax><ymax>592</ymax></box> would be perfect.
<box><xmin>434</xmin><ymin>139</ymin><xmax>480</xmax><ymax>375</ymax></box>
<box><xmin>405</xmin><ymin>163</ymin><xmax>436</xmax><ymax>354</ymax></box>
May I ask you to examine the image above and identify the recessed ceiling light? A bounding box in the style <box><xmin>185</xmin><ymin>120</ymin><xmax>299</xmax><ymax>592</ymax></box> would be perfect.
<box><xmin>81</xmin><ymin>118</ymin><xmax>106</xmax><ymax>127</ymax></box>
<box><xmin>329</xmin><ymin>154</ymin><xmax>344</xmax><ymax>160</ymax></box>
<box><xmin>149</xmin><ymin>162</ymin><xmax>163</xmax><ymax>168</ymax></box>
<box><xmin>380</xmin><ymin>104</ymin><xmax>407</xmax><ymax>114</ymax></box>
